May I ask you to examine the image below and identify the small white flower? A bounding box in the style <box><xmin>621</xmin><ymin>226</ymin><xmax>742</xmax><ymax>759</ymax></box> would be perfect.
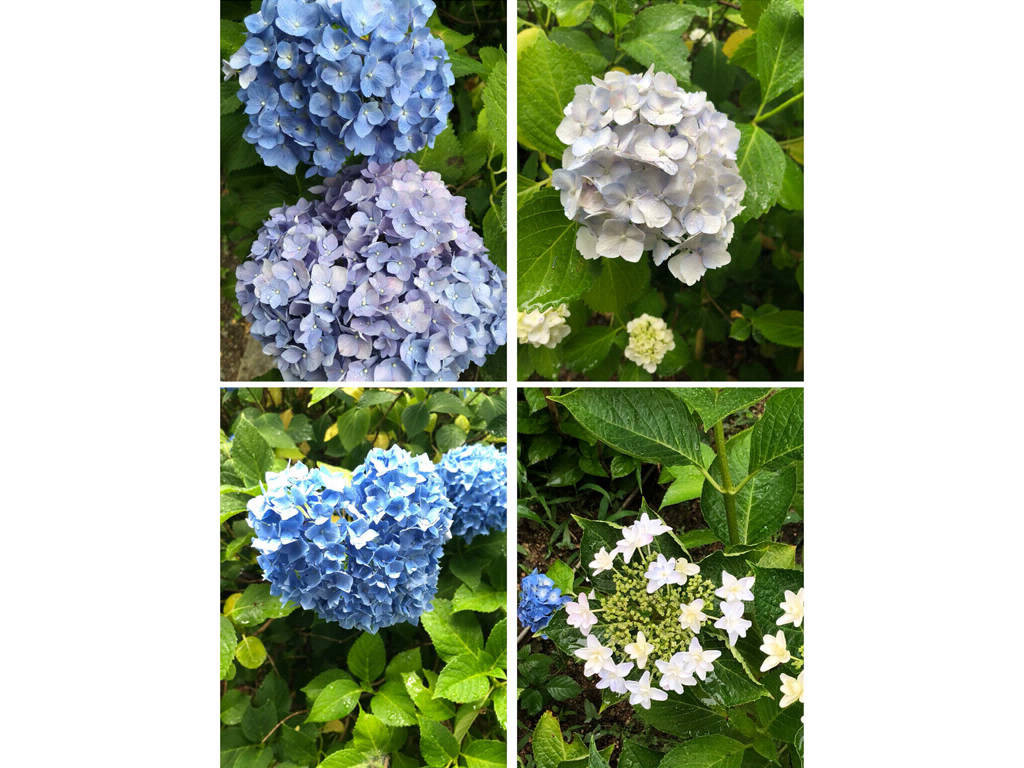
<box><xmin>574</xmin><ymin>635</ymin><xmax>614</xmax><ymax>676</ymax></box>
<box><xmin>565</xmin><ymin>592</ymin><xmax>598</xmax><ymax>636</ymax></box>
<box><xmin>589</xmin><ymin>547</ymin><xmax>616</xmax><ymax>575</ymax></box>
<box><xmin>655</xmin><ymin>652</ymin><xmax>697</xmax><ymax>694</ymax></box>
<box><xmin>634</xmin><ymin>511</ymin><xmax>672</xmax><ymax>538</ymax></box>
<box><xmin>674</xmin><ymin>557</ymin><xmax>700</xmax><ymax>578</ymax></box>
<box><xmin>715</xmin><ymin>571</ymin><xmax>755</xmax><ymax>603</ymax></box>
<box><xmin>714</xmin><ymin>601</ymin><xmax>752</xmax><ymax>646</ymax></box>
<box><xmin>684</xmin><ymin>636</ymin><xmax>721</xmax><ymax>680</ymax></box>
<box><xmin>516</xmin><ymin>304</ymin><xmax>572</xmax><ymax>348</ymax></box>
<box><xmin>625</xmin><ymin>314</ymin><xmax>676</xmax><ymax>373</ymax></box>
<box><xmin>678</xmin><ymin>598</ymin><xmax>708</xmax><ymax>633</ymax></box>
<box><xmin>624</xmin><ymin>631</ymin><xmax>655</xmax><ymax>669</ymax></box>
<box><xmin>614</xmin><ymin>526</ymin><xmax>648</xmax><ymax>563</ymax></box>
<box><xmin>624</xmin><ymin>670</ymin><xmax>668</xmax><ymax>710</ymax></box>
<box><xmin>615</xmin><ymin>513</ymin><xmax>671</xmax><ymax>562</ymax></box>
<box><xmin>779</xmin><ymin>671</ymin><xmax>804</xmax><ymax>708</ymax></box>
<box><xmin>644</xmin><ymin>553</ymin><xmax>685</xmax><ymax>593</ymax></box>
<box><xmin>777</xmin><ymin>588</ymin><xmax>805</xmax><ymax>628</ymax></box>
<box><xmin>595</xmin><ymin>660</ymin><xmax>635</xmax><ymax>694</ymax></box>
<box><xmin>759</xmin><ymin>631</ymin><xmax>791</xmax><ymax>672</ymax></box>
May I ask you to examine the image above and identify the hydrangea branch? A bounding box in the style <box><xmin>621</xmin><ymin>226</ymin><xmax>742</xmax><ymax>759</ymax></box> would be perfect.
<box><xmin>754</xmin><ymin>91</ymin><xmax>805</xmax><ymax>125</ymax></box>
<box><xmin>713</xmin><ymin>419</ymin><xmax>740</xmax><ymax>544</ymax></box>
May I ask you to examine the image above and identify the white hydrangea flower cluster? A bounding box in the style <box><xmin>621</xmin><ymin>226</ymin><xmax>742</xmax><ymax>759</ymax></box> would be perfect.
<box><xmin>560</xmin><ymin>513</ymin><xmax>760</xmax><ymax>710</ymax></box>
<box><xmin>761</xmin><ymin>588</ymin><xmax>805</xmax><ymax>709</ymax></box>
<box><xmin>516</xmin><ymin>304</ymin><xmax>572</xmax><ymax>348</ymax></box>
<box><xmin>551</xmin><ymin>67</ymin><xmax>746</xmax><ymax>286</ymax></box>
<box><xmin>625</xmin><ymin>314</ymin><xmax>675</xmax><ymax>373</ymax></box>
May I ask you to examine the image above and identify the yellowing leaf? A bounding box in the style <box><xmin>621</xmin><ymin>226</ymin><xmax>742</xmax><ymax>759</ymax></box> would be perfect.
<box><xmin>269</xmin><ymin>389</ymin><xmax>283</xmax><ymax>407</ymax></box>
<box><xmin>342</xmin><ymin>387</ymin><xmax>363</xmax><ymax>400</ymax></box>
<box><xmin>322</xmin><ymin>720</ymin><xmax>347</xmax><ymax>734</ymax></box>
<box><xmin>723</xmin><ymin>28</ymin><xmax>754</xmax><ymax>58</ymax></box>
<box><xmin>280</xmin><ymin>409</ymin><xmax>293</xmax><ymax>430</ymax></box>
<box><xmin>517</xmin><ymin>26</ymin><xmax>542</xmax><ymax>59</ymax></box>
<box><xmin>324</xmin><ymin>422</ymin><xmax>339</xmax><ymax>441</ymax></box>
<box><xmin>223</xmin><ymin>593</ymin><xmax>242</xmax><ymax>616</ymax></box>
<box><xmin>235</xmin><ymin>636</ymin><xmax>267</xmax><ymax>669</ymax></box>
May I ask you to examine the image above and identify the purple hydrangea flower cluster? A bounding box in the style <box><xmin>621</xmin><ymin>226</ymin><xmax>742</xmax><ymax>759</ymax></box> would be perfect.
<box><xmin>518</xmin><ymin>570</ymin><xmax>571</xmax><ymax>634</ymax></box>
<box><xmin>552</xmin><ymin>67</ymin><xmax>746</xmax><ymax>286</ymax></box>
<box><xmin>246</xmin><ymin>447</ymin><xmax>454</xmax><ymax>633</ymax></box>
<box><xmin>437</xmin><ymin>443</ymin><xmax>507</xmax><ymax>543</ymax></box>
<box><xmin>235</xmin><ymin>159</ymin><xmax>507</xmax><ymax>381</ymax></box>
<box><xmin>223</xmin><ymin>0</ymin><xmax>453</xmax><ymax>176</ymax></box>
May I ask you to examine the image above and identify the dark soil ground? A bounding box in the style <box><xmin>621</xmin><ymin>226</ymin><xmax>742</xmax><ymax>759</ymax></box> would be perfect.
<box><xmin>221</xmin><ymin>238</ymin><xmax>245</xmax><ymax>380</ymax></box>
<box><xmin>517</xmin><ymin>395</ymin><xmax>803</xmax><ymax>764</ymax></box>
<box><xmin>221</xmin><ymin>293</ymin><xmax>246</xmax><ymax>381</ymax></box>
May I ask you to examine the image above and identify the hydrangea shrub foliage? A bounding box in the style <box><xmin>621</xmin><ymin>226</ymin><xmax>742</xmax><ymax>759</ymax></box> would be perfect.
<box><xmin>517</xmin><ymin>387</ymin><xmax>804</xmax><ymax>767</ymax></box>
<box><xmin>221</xmin><ymin>1</ymin><xmax>508</xmax><ymax>382</ymax></box>
<box><xmin>221</xmin><ymin>386</ymin><xmax>507</xmax><ymax>768</ymax></box>
<box><xmin>517</xmin><ymin>0</ymin><xmax>803</xmax><ymax>381</ymax></box>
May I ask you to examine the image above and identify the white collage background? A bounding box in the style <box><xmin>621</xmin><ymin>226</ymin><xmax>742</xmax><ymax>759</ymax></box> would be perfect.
<box><xmin>4</xmin><ymin>2</ymin><xmax>1024</xmax><ymax>767</ymax></box>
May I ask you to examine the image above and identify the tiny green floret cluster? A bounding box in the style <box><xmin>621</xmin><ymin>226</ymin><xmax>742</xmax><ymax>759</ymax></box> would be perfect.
<box><xmin>601</xmin><ymin>554</ymin><xmax>716</xmax><ymax>662</ymax></box>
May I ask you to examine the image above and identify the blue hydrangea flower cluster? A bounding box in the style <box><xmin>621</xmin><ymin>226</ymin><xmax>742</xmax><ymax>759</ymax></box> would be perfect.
<box><xmin>224</xmin><ymin>0</ymin><xmax>453</xmax><ymax>176</ymax></box>
<box><xmin>437</xmin><ymin>443</ymin><xmax>507</xmax><ymax>543</ymax></box>
<box><xmin>236</xmin><ymin>159</ymin><xmax>507</xmax><ymax>381</ymax></box>
<box><xmin>518</xmin><ymin>570</ymin><xmax>570</xmax><ymax>633</ymax></box>
<box><xmin>246</xmin><ymin>447</ymin><xmax>454</xmax><ymax>633</ymax></box>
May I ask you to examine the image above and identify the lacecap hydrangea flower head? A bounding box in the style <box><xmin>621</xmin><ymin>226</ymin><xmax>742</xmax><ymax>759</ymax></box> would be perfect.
<box><xmin>551</xmin><ymin>67</ymin><xmax>746</xmax><ymax>286</ymax></box>
<box><xmin>236</xmin><ymin>159</ymin><xmax>507</xmax><ymax>381</ymax></box>
<box><xmin>518</xmin><ymin>570</ymin><xmax>571</xmax><ymax>633</ymax></box>
<box><xmin>517</xmin><ymin>304</ymin><xmax>571</xmax><ymax>349</ymax></box>
<box><xmin>223</xmin><ymin>0</ymin><xmax>453</xmax><ymax>176</ymax></box>
<box><xmin>245</xmin><ymin>446</ymin><xmax>454</xmax><ymax>633</ymax></box>
<box><xmin>437</xmin><ymin>443</ymin><xmax>507</xmax><ymax>543</ymax></box>
<box><xmin>550</xmin><ymin>512</ymin><xmax>767</xmax><ymax>710</ymax></box>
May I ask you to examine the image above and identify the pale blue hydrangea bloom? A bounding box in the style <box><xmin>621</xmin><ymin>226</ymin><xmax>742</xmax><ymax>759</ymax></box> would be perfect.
<box><xmin>552</xmin><ymin>67</ymin><xmax>746</xmax><ymax>286</ymax></box>
<box><xmin>236</xmin><ymin>159</ymin><xmax>507</xmax><ymax>381</ymax></box>
<box><xmin>438</xmin><ymin>443</ymin><xmax>506</xmax><ymax>543</ymax></box>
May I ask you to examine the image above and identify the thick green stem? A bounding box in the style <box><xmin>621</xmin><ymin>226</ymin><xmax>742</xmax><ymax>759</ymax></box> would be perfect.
<box><xmin>714</xmin><ymin>420</ymin><xmax>740</xmax><ymax>544</ymax></box>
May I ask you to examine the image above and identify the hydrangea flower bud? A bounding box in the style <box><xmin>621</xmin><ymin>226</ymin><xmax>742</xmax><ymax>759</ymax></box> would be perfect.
<box><xmin>552</xmin><ymin>67</ymin><xmax>746</xmax><ymax>286</ymax></box>
<box><xmin>224</xmin><ymin>0</ymin><xmax>453</xmax><ymax>176</ymax></box>
<box><xmin>516</xmin><ymin>304</ymin><xmax>571</xmax><ymax>348</ymax></box>
<box><xmin>246</xmin><ymin>447</ymin><xmax>454</xmax><ymax>633</ymax></box>
<box><xmin>518</xmin><ymin>569</ymin><xmax>570</xmax><ymax>633</ymax></box>
<box><xmin>437</xmin><ymin>443</ymin><xmax>507</xmax><ymax>543</ymax></box>
<box><xmin>624</xmin><ymin>313</ymin><xmax>675</xmax><ymax>373</ymax></box>
<box><xmin>236</xmin><ymin>159</ymin><xmax>507</xmax><ymax>381</ymax></box>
